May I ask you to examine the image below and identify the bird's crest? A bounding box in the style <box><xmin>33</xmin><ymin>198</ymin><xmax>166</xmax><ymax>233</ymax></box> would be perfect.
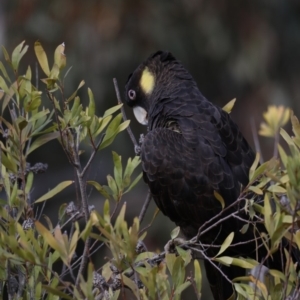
<box><xmin>150</xmin><ymin>51</ymin><xmax>176</xmax><ymax>63</ymax></box>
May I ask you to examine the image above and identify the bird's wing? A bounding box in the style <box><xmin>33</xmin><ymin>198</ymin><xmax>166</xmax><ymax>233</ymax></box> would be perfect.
<box><xmin>215</xmin><ymin>106</ymin><xmax>256</xmax><ymax>186</ymax></box>
<box><xmin>141</xmin><ymin>124</ymin><xmax>240</xmax><ymax>239</ymax></box>
<box><xmin>143</xmin><ymin>92</ymin><xmax>257</xmax><ymax>235</ymax></box>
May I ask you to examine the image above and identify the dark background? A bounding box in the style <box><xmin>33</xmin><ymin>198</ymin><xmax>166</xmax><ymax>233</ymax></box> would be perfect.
<box><xmin>1</xmin><ymin>0</ymin><xmax>300</xmax><ymax>298</ymax></box>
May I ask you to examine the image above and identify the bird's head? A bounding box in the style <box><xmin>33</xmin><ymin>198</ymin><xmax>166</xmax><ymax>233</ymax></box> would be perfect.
<box><xmin>125</xmin><ymin>51</ymin><xmax>184</xmax><ymax>126</ymax></box>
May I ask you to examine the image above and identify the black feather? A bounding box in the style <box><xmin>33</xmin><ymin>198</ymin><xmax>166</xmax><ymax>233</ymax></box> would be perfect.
<box><xmin>125</xmin><ymin>52</ymin><xmax>286</xmax><ymax>300</ymax></box>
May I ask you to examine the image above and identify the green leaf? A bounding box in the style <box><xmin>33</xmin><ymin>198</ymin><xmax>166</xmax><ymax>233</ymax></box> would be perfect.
<box><xmin>171</xmin><ymin>226</ymin><xmax>180</xmax><ymax>239</ymax></box>
<box><xmin>27</xmin><ymin>132</ymin><xmax>60</xmax><ymax>155</ymax></box>
<box><xmin>87</xmin><ymin>88</ymin><xmax>95</xmax><ymax>118</ymax></box>
<box><xmin>175</xmin><ymin>281</ymin><xmax>191</xmax><ymax>295</ymax></box>
<box><xmin>249</xmin><ymin>152</ymin><xmax>260</xmax><ymax>181</ymax></box>
<box><xmin>103</xmin><ymin>103</ymin><xmax>123</xmax><ymax>118</ymax></box>
<box><xmin>213</xmin><ymin>256</ymin><xmax>233</xmax><ymax>266</ymax></box>
<box><xmin>1</xmin><ymin>46</ymin><xmax>11</xmax><ymax>63</ymax></box>
<box><xmin>176</xmin><ymin>247</ymin><xmax>192</xmax><ymax>266</ymax></box>
<box><xmin>0</xmin><ymin>75</ymin><xmax>9</xmax><ymax>93</ymax></box>
<box><xmin>35</xmin><ymin>181</ymin><xmax>73</xmax><ymax>203</ymax></box>
<box><xmin>267</xmin><ymin>185</ymin><xmax>286</xmax><ymax>194</ymax></box>
<box><xmin>58</xmin><ymin>203</ymin><xmax>67</xmax><ymax>221</ymax></box>
<box><xmin>24</xmin><ymin>91</ymin><xmax>42</xmax><ymax>112</ymax></box>
<box><xmin>54</xmin><ymin>43</ymin><xmax>66</xmax><ymax>70</ymax></box>
<box><xmin>194</xmin><ymin>260</ymin><xmax>202</xmax><ymax>298</ymax></box>
<box><xmin>49</xmin><ymin>63</ymin><xmax>60</xmax><ymax>80</ymax></box>
<box><xmin>35</xmin><ymin>221</ymin><xmax>68</xmax><ymax>263</ymax></box>
<box><xmin>28</xmin><ymin>109</ymin><xmax>50</xmax><ymax>123</ymax></box>
<box><xmin>10</xmin><ymin>181</ymin><xmax>18</xmax><ymax>205</ymax></box>
<box><xmin>80</xmin><ymin>219</ymin><xmax>93</xmax><ymax>242</ymax></box>
<box><xmin>231</xmin><ymin>258</ymin><xmax>258</xmax><ymax>269</ymax></box>
<box><xmin>112</xmin><ymin>151</ymin><xmax>123</xmax><ymax>190</ymax></box>
<box><xmin>34</xmin><ymin>41</ymin><xmax>50</xmax><ymax>76</ymax></box>
<box><xmin>124</xmin><ymin>172</ymin><xmax>143</xmax><ymax>193</ymax></box>
<box><xmin>214</xmin><ymin>190</ymin><xmax>225</xmax><ymax>209</ymax></box>
<box><xmin>269</xmin><ymin>269</ymin><xmax>286</xmax><ymax>282</ymax></box>
<box><xmin>124</xmin><ymin>156</ymin><xmax>141</xmax><ymax>180</ymax></box>
<box><xmin>25</xmin><ymin>172</ymin><xmax>34</xmax><ymax>194</ymax></box>
<box><xmin>0</xmin><ymin>61</ymin><xmax>11</xmax><ymax>82</ymax></box>
<box><xmin>107</xmin><ymin>175</ymin><xmax>119</xmax><ymax>201</ymax></box>
<box><xmin>99</xmin><ymin>114</ymin><xmax>130</xmax><ymax>150</ymax></box>
<box><xmin>281</xmin><ymin>128</ymin><xmax>299</xmax><ymax>156</ymax></box>
<box><xmin>2</xmin><ymin>81</ymin><xmax>17</xmax><ymax>113</ymax></box>
<box><xmin>122</xmin><ymin>275</ymin><xmax>140</xmax><ymax>299</ymax></box>
<box><xmin>17</xmin><ymin>117</ymin><xmax>28</xmax><ymax>130</ymax></box>
<box><xmin>215</xmin><ymin>232</ymin><xmax>235</xmax><ymax>257</ymax></box>
<box><xmin>94</xmin><ymin>115</ymin><xmax>112</xmax><ymax>136</ymax></box>
<box><xmin>166</xmin><ymin>253</ymin><xmax>177</xmax><ymax>275</ymax></box>
<box><xmin>240</xmin><ymin>223</ymin><xmax>249</xmax><ymax>234</ymax></box>
<box><xmin>263</xmin><ymin>193</ymin><xmax>272</xmax><ymax>235</ymax></box>
<box><xmin>234</xmin><ymin>283</ymin><xmax>249</xmax><ymax>298</ymax></box>
<box><xmin>87</xmin><ymin>181</ymin><xmax>111</xmax><ymax>199</ymax></box>
<box><xmin>1</xmin><ymin>151</ymin><xmax>18</xmax><ymax>173</ymax></box>
<box><xmin>248</xmin><ymin>186</ymin><xmax>263</xmax><ymax>195</ymax></box>
<box><xmin>42</xmin><ymin>286</ymin><xmax>73</xmax><ymax>300</ymax></box>
<box><xmin>25</xmin><ymin>65</ymin><xmax>32</xmax><ymax>80</ymax></box>
<box><xmin>67</xmin><ymin>80</ymin><xmax>85</xmax><ymax>102</ymax></box>
<box><xmin>99</xmin><ymin>113</ymin><xmax>122</xmax><ymax>148</ymax></box>
<box><xmin>69</xmin><ymin>225</ymin><xmax>79</xmax><ymax>259</ymax></box>
<box><xmin>172</xmin><ymin>256</ymin><xmax>185</xmax><ymax>287</ymax></box>
<box><xmin>103</xmin><ymin>199</ymin><xmax>111</xmax><ymax>222</ymax></box>
<box><xmin>214</xmin><ymin>256</ymin><xmax>257</xmax><ymax>269</ymax></box>
<box><xmin>222</xmin><ymin>98</ymin><xmax>236</xmax><ymax>113</ymax></box>
<box><xmin>11</xmin><ymin>41</ymin><xmax>28</xmax><ymax>71</ymax></box>
<box><xmin>250</xmin><ymin>160</ymin><xmax>269</xmax><ymax>183</ymax></box>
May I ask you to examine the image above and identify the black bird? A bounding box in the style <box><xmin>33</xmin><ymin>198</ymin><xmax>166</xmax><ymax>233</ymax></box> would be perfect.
<box><xmin>125</xmin><ymin>51</ymin><xmax>274</xmax><ymax>299</ymax></box>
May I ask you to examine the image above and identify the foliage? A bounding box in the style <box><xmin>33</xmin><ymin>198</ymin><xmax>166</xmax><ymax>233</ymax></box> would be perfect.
<box><xmin>0</xmin><ymin>41</ymin><xmax>299</xmax><ymax>300</ymax></box>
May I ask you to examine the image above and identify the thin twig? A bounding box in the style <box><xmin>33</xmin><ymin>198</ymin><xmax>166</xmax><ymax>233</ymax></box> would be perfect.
<box><xmin>187</xmin><ymin>245</ymin><xmax>233</xmax><ymax>285</ymax></box>
<box><xmin>71</xmin><ymin>128</ymin><xmax>91</xmax><ymax>290</ymax></box>
<box><xmin>138</xmin><ymin>190</ymin><xmax>152</xmax><ymax>224</ymax></box>
<box><xmin>273</xmin><ymin>130</ymin><xmax>280</xmax><ymax>158</ymax></box>
<box><xmin>113</xmin><ymin>78</ymin><xmax>139</xmax><ymax>148</ymax></box>
<box><xmin>81</xmin><ymin>133</ymin><xmax>105</xmax><ymax>177</ymax></box>
<box><xmin>89</xmin><ymin>241</ymin><xmax>105</xmax><ymax>257</ymax></box>
<box><xmin>198</xmin><ymin>235</ymin><xmax>264</xmax><ymax>249</ymax></box>
<box><xmin>194</xmin><ymin>195</ymin><xmax>246</xmax><ymax>242</ymax></box>
<box><xmin>61</xmin><ymin>224</ymin><xmax>75</xmax><ymax>280</ymax></box>
<box><xmin>110</xmin><ymin>201</ymin><xmax>121</xmax><ymax>220</ymax></box>
<box><xmin>47</xmin><ymin>91</ymin><xmax>76</xmax><ymax>167</ymax></box>
<box><xmin>35</xmin><ymin>262</ymin><xmax>75</xmax><ymax>297</ymax></box>
<box><xmin>36</xmin><ymin>200</ymin><xmax>46</xmax><ymax>221</ymax></box>
<box><xmin>283</xmin><ymin>209</ymin><xmax>297</xmax><ymax>299</ymax></box>
<box><xmin>60</xmin><ymin>212</ymin><xmax>80</xmax><ymax>230</ymax></box>
<box><xmin>35</xmin><ymin>62</ymin><xmax>39</xmax><ymax>90</ymax></box>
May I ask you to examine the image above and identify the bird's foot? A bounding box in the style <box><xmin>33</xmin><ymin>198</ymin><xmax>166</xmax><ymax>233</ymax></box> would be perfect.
<box><xmin>139</xmin><ymin>134</ymin><xmax>145</xmax><ymax>144</ymax></box>
<box><xmin>134</xmin><ymin>134</ymin><xmax>145</xmax><ymax>156</ymax></box>
<box><xmin>164</xmin><ymin>237</ymin><xmax>186</xmax><ymax>254</ymax></box>
<box><xmin>134</xmin><ymin>145</ymin><xmax>141</xmax><ymax>156</ymax></box>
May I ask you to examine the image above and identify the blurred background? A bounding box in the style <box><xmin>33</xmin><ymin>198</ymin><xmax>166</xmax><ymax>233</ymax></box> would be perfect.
<box><xmin>1</xmin><ymin>0</ymin><xmax>300</xmax><ymax>298</ymax></box>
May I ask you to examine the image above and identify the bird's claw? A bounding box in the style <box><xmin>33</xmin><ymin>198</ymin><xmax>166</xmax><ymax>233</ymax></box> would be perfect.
<box><xmin>135</xmin><ymin>145</ymin><xmax>141</xmax><ymax>156</ymax></box>
<box><xmin>139</xmin><ymin>134</ymin><xmax>145</xmax><ymax>144</ymax></box>
<box><xmin>134</xmin><ymin>134</ymin><xmax>145</xmax><ymax>156</ymax></box>
<box><xmin>164</xmin><ymin>237</ymin><xmax>186</xmax><ymax>254</ymax></box>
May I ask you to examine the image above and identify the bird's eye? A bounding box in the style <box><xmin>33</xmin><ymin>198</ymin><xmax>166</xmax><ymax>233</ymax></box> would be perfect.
<box><xmin>128</xmin><ymin>89</ymin><xmax>136</xmax><ymax>100</ymax></box>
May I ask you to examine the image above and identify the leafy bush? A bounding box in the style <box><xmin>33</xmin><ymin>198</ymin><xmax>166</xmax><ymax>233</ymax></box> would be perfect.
<box><xmin>0</xmin><ymin>42</ymin><xmax>299</xmax><ymax>300</ymax></box>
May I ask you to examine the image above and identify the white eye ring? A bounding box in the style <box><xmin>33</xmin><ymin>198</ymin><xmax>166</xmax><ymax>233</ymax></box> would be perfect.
<box><xmin>128</xmin><ymin>89</ymin><xmax>136</xmax><ymax>100</ymax></box>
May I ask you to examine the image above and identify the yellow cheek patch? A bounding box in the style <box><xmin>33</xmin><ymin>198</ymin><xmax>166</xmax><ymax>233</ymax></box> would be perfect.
<box><xmin>140</xmin><ymin>67</ymin><xmax>155</xmax><ymax>95</ymax></box>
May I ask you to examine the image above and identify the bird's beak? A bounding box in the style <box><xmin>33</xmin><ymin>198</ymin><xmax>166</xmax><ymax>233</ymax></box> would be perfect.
<box><xmin>133</xmin><ymin>106</ymin><xmax>148</xmax><ymax>125</ymax></box>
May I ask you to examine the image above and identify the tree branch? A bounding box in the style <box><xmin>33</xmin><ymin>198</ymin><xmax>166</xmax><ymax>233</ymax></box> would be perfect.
<box><xmin>113</xmin><ymin>78</ymin><xmax>139</xmax><ymax>149</ymax></box>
